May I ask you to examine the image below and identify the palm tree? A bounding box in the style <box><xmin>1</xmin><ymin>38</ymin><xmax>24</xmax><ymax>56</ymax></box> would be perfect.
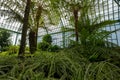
<box><xmin>67</xmin><ymin>10</ymin><xmax>120</xmax><ymax>62</ymax></box>
<box><xmin>51</xmin><ymin>0</ymin><xmax>120</xmax><ymax>61</ymax></box>
<box><xmin>0</xmin><ymin>0</ymin><xmax>60</xmax><ymax>54</ymax></box>
<box><xmin>28</xmin><ymin>0</ymin><xmax>60</xmax><ymax>54</ymax></box>
<box><xmin>50</xmin><ymin>0</ymin><xmax>96</xmax><ymax>43</ymax></box>
<box><xmin>18</xmin><ymin>0</ymin><xmax>31</xmax><ymax>56</ymax></box>
<box><xmin>28</xmin><ymin>2</ymin><xmax>42</xmax><ymax>54</ymax></box>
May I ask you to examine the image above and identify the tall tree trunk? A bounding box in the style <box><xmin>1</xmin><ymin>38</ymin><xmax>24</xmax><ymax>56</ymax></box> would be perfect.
<box><xmin>29</xmin><ymin>29</ymin><xmax>36</xmax><ymax>54</ymax></box>
<box><xmin>35</xmin><ymin>22</ymin><xmax>39</xmax><ymax>51</ymax></box>
<box><xmin>33</xmin><ymin>20</ymin><xmax>40</xmax><ymax>51</ymax></box>
<box><xmin>29</xmin><ymin>5</ymin><xmax>42</xmax><ymax>54</ymax></box>
<box><xmin>18</xmin><ymin>0</ymin><xmax>31</xmax><ymax>57</ymax></box>
<box><xmin>35</xmin><ymin>5</ymin><xmax>42</xmax><ymax>50</ymax></box>
<box><xmin>73</xmin><ymin>9</ymin><xmax>79</xmax><ymax>42</ymax></box>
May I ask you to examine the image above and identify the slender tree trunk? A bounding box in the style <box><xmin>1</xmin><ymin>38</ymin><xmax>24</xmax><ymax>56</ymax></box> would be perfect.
<box><xmin>45</xmin><ymin>27</ymin><xmax>48</xmax><ymax>34</ymax></box>
<box><xmin>35</xmin><ymin>5</ymin><xmax>42</xmax><ymax>50</ymax></box>
<box><xmin>73</xmin><ymin>9</ymin><xmax>79</xmax><ymax>42</ymax></box>
<box><xmin>35</xmin><ymin>23</ymin><xmax>39</xmax><ymax>51</ymax></box>
<box><xmin>34</xmin><ymin>20</ymin><xmax>40</xmax><ymax>50</ymax></box>
<box><xmin>29</xmin><ymin>29</ymin><xmax>36</xmax><ymax>54</ymax></box>
<box><xmin>18</xmin><ymin>0</ymin><xmax>31</xmax><ymax>57</ymax></box>
<box><xmin>28</xmin><ymin>5</ymin><xmax>41</xmax><ymax>54</ymax></box>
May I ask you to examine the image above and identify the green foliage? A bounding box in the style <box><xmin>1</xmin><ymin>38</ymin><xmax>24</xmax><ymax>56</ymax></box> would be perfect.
<box><xmin>8</xmin><ymin>46</ymin><xmax>19</xmax><ymax>55</ymax></box>
<box><xmin>25</xmin><ymin>46</ymin><xmax>29</xmax><ymax>51</ymax></box>
<box><xmin>75</xmin><ymin>15</ymin><xmax>120</xmax><ymax>63</ymax></box>
<box><xmin>48</xmin><ymin>45</ymin><xmax>60</xmax><ymax>52</ymax></box>
<box><xmin>0</xmin><ymin>52</ymin><xmax>8</xmax><ymax>56</ymax></box>
<box><xmin>0</xmin><ymin>50</ymin><xmax>120</xmax><ymax>80</ymax></box>
<box><xmin>38</xmin><ymin>34</ymin><xmax>60</xmax><ymax>52</ymax></box>
<box><xmin>77</xmin><ymin>16</ymin><xmax>118</xmax><ymax>46</ymax></box>
<box><xmin>0</xmin><ymin>29</ymin><xmax>11</xmax><ymax>51</ymax></box>
<box><xmin>68</xmin><ymin>40</ymin><xmax>79</xmax><ymax>48</ymax></box>
<box><xmin>66</xmin><ymin>13</ymin><xmax>119</xmax><ymax>63</ymax></box>
<box><xmin>6</xmin><ymin>45</ymin><xmax>29</xmax><ymax>55</ymax></box>
<box><xmin>38</xmin><ymin>42</ymin><xmax>50</xmax><ymax>51</ymax></box>
<box><xmin>42</xmin><ymin>34</ymin><xmax>52</xmax><ymax>44</ymax></box>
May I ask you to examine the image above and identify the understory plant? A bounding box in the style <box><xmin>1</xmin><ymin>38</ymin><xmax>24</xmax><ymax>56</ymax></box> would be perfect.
<box><xmin>0</xmin><ymin>29</ymin><xmax>11</xmax><ymax>52</ymax></box>
<box><xmin>38</xmin><ymin>34</ymin><xmax>52</xmax><ymax>51</ymax></box>
<box><xmin>8</xmin><ymin>45</ymin><xmax>19</xmax><ymax>55</ymax></box>
<box><xmin>0</xmin><ymin>50</ymin><xmax>120</xmax><ymax>80</ymax></box>
<box><xmin>38</xmin><ymin>34</ymin><xmax>60</xmax><ymax>52</ymax></box>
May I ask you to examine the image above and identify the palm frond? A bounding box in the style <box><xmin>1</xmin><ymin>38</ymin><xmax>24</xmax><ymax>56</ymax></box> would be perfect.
<box><xmin>91</xmin><ymin>20</ymin><xmax>117</xmax><ymax>33</ymax></box>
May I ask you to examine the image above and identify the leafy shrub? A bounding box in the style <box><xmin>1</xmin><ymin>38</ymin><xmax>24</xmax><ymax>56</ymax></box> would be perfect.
<box><xmin>0</xmin><ymin>51</ymin><xmax>8</xmax><ymax>56</ymax></box>
<box><xmin>68</xmin><ymin>40</ymin><xmax>79</xmax><ymax>48</ymax></box>
<box><xmin>25</xmin><ymin>46</ymin><xmax>29</xmax><ymax>51</ymax></box>
<box><xmin>8</xmin><ymin>46</ymin><xmax>19</xmax><ymax>55</ymax></box>
<box><xmin>25</xmin><ymin>46</ymin><xmax>30</xmax><ymax>54</ymax></box>
<box><xmin>42</xmin><ymin>34</ymin><xmax>52</xmax><ymax>44</ymax></box>
<box><xmin>0</xmin><ymin>29</ymin><xmax>11</xmax><ymax>52</ymax></box>
<box><xmin>38</xmin><ymin>34</ymin><xmax>54</xmax><ymax>51</ymax></box>
<box><xmin>0</xmin><ymin>47</ymin><xmax>9</xmax><ymax>52</ymax></box>
<box><xmin>38</xmin><ymin>42</ymin><xmax>50</xmax><ymax>51</ymax></box>
<box><xmin>48</xmin><ymin>45</ymin><xmax>60</xmax><ymax>52</ymax></box>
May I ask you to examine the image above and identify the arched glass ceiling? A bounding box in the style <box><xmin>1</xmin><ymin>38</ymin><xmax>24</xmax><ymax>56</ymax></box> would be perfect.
<box><xmin>0</xmin><ymin>0</ymin><xmax>25</xmax><ymax>33</ymax></box>
<box><xmin>0</xmin><ymin>17</ymin><xmax>22</xmax><ymax>33</ymax></box>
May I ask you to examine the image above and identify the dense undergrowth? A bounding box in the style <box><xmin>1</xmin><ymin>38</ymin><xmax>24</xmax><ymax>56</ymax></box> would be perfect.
<box><xmin>0</xmin><ymin>47</ymin><xmax>120</xmax><ymax>80</ymax></box>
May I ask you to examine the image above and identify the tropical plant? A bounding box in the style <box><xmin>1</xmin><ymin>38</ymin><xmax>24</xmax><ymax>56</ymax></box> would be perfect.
<box><xmin>0</xmin><ymin>50</ymin><xmax>120</xmax><ymax>80</ymax></box>
<box><xmin>0</xmin><ymin>0</ymin><xmax>31</xmax><ymax>56</ymax></box>
<box><xmin>54</xmin><ymin>1</ymin><xmax>120</xmax><ymax>65</ymax></box>
<box><xmin>28</xmin><ymin>1</ymin><xmax>43</xmax><ymax>54</ymax></box>
<box><xmin>28</xmin><ymin>0</ymin><xmax>60</xmax><ymax>54</ymax></box>
<box><xmin>78</xmin><ymin>16</ymin><xmax>119</xmax><ymax>45</ymax></box>
<box><xmin>38</xmin><ymin>34</ymin><xmax>60</xmax><ymax>52</ymax></box>
<box><xmin>48</xmin><ymin>45</ymin><xmax>60</xmax><ymax>52</ymax></box>
<box><xmin>38</xmin><ymin>34</ymin><xmax>52</xmax><ymax>51</ymax></box>
<box><xmin>0</xmin><ymin>0</ymin><xmax>60</xmax><ymax>54</ymax></box>
<box><xmin>69</xmin><ymin>14</ymin><xmax>120</xmax><ymax>62</ymax></box>
<box><xmin>50</xmin><ymin>0</ymin><xmax>96</xmax><ymax>43</ymax></box>
<box><xmin>8</xmin><ymin>45</ymin><xmax>19</xmax><ymax>55</ymax></box>
<box><xmin>18</xmin><ymin>0</ymin><xmax>31</xmax><ymax>57</ymax></box>
<box><xmin>0</xmin><ymin>29</ymin><xmax>11</xmax><ymax>51</ymax></box>
<box><xmin>38</xmin><ymin>41</ymin><xmax>50</xmax><ymax>51</ymax></box>
<box><xmin>42</xmin><ymin>34</ymin><xmax>52</xmax><ymax>44</ymax></box>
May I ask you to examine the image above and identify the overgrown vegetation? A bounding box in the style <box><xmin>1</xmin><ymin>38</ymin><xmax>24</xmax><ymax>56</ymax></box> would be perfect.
<box><xmin>8</xmin><ymin>46</ymin><xmax>19</xmax><ymax>55</ymax></box>
<box><xmin>42</xmin><ymin>34</ymin><xmax>52</xmax><ymax>44</ymax></box>
<box><xmin>0</xmin><ymin>29</ymin><xmax>11</xmax><ymax>52</ymax></box>
<box><xmin>0</xmin><ymin>50</ymin><xmax>120</xmax><ymax>80</ymax></box>
<box><xmin>38</xmin><ymin>34</ymin><xmax>60</xmax><ymax>52</ymax></box>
